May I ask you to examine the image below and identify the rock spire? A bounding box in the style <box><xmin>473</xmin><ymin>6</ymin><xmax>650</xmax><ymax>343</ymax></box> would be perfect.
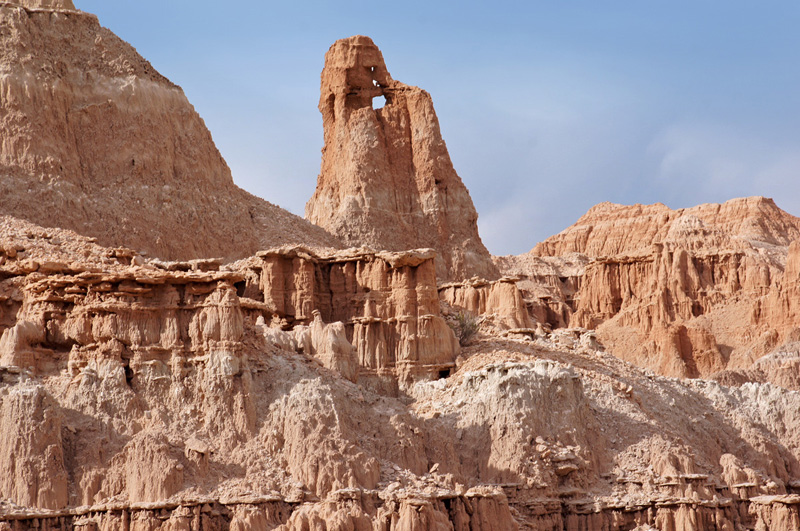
<box><xmin>305</xmin><ymin>36</ymin><xmax>497</xmax><ymax>281</ymax></box>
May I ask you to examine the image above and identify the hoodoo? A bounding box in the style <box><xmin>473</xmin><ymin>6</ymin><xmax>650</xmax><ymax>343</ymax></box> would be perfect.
<box><xmin>306</xmin><ymin>36</ymin><xmax>497</xmax><ymax>281</ymax></box>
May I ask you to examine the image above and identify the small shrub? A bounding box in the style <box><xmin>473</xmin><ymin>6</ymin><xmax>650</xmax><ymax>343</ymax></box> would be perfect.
<box><xmin>450</xmin><ymin>310</ymin><xmax>479</xmax><ymax>346</ymax></box>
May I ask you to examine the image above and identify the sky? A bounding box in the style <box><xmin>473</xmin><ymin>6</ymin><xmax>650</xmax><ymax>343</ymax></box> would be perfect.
<box><xmin>77</xmin><ymin>1</ymin><xmax>800</xmax><ymax>256</ymax></box>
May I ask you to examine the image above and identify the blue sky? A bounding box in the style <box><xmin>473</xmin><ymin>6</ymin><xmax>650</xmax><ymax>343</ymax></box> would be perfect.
<box><xmin>77</xmin><ymin>1</ymin><xmax>800</xmax><ymax>255</ymax></box>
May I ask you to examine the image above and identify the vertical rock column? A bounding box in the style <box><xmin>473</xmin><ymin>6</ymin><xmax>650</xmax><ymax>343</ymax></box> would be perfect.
<box><xmin>306</xmin><ymin>35</ymin><xmax>498</xmax><ymax>282</ymax></box>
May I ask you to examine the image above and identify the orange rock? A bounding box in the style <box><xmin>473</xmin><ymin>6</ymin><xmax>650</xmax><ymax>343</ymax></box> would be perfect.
<box><xmin>512</xmin><ymin>197</ymin><xmax>800</xmax><ymax>380</ymax></box>
<box><xmin>4</xmin><ymin>6</ymin><xmax>800</xmax><ymax>529</ymax></box>
<box><xmin>439</xmin><ymin>278</ymin><xmax>532</xmax><ymax>330</ymax></box>
<box><xmin>5</xmin><ymin>0</ymin><xmax>75</xmax><ymax>8</ymax></box>
<box><xmin>305</xmin><ymin>36</ymin><xmax>497</xmax><ymax>281</ymax></box>
<box><xmin>0</xmin><ymin>2</ymin><xmax>338</xmax><ymax>262</ymax></box>
<box><xmin>533</xmin><ymin>196</ymin><xmax>800</xmax><ymax>258</ymax></box>
<box><xmin>245</xmin><ymin>246</ymin><xmax>460</xmax><ymax>390</ymax></box>
<box><xmin>0</xmin><ymin>383</ymin><xmax>68</xmax><ymax>509</ymax></box>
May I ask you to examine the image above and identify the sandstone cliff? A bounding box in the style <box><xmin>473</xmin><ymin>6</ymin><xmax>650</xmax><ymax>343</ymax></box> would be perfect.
<box><xmin>0</xmin><ymin>0</ymin><xmax>339</xmax><ymax>261</ymax></box>
<box><xmin>532</xmin><ymin>196</ymin><xmax>800</xmax><ymax>257</ymax></box>
<box><xmin>237</xmin><ymin>246</ymin><xmax>460</xmax><ymax>392</ymax></box>
<box><xmin>3</xmin><ymin>5</ymin><xmax>800</xmax><ymax>529</ymax></box>
<box><xmin>502</xmin><ymin>197</ymin><xmax>800</xmax><ymax>382</ymax></box>
<box><xmin>1</xmin><ymin>219</ymin><xmax>800</xmax><ymax>531</ymax></box>
<box><xmin>305</xmin><ymin>36</ymin><xmax>497</xmax><ymax>281</ymax></box>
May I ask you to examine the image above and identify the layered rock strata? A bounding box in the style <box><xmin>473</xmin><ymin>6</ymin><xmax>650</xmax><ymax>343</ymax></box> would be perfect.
<box><xmin>1</xmin><ymin>221</ymin><xmax>800</xmax><ymax>530</ymax></box>
<box><xmin>237</xmin><ymin>246</ymin><xmax>460</xmax><ymax>391</ymax></box>
<box><xmin>438</xmin><ymin>277</ymin><xmax>533</xmax><ymax>330</ymax></box>
<box><xmin>305</xmin><ymin>35</ymin><xmax>497</xmax><ymax>281</ymax></box>
<box><xmin>0</xmin><ymin>220</ymin><xmax>511</xmax><ymax>528</ymax></box>
<box><xmin>3</xmin><ymin>495</ymin><xmax>800</xmax><ymax>531</ymax></box>
<box><xmin>0</xmin><ymin>1</ymin><xmax>338</xmax><ymax>261</ymax></box>
<box><xmin>504</xmin><ymin>197</ymin><xmax>800</xmax><ymax>381</ymax></box>
<box><xmin>532</xmin><ymin>197</ymin><xmax>800</xmax><ymax>258</ymax></box>
<box><xmin>0</xmin><ymin>235</ymin><xmax>457</xmax><ymax>394</ymax></box>
<box><xmin>3</xmin><ymin>5</ymin><xmax>800</xmax><ymax>529</ymax></box>
<box><xmin>493</xmin><ymin>253</ymin><xmax>587</xmax><ymax>329</ymax></box>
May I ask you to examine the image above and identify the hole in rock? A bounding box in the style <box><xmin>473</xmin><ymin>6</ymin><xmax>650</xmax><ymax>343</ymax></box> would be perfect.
<box><xmin>234</xmin><ymin>281</ymin><xmax>246</xmax><ymax>297</ymax></box>
<box><xmin>442</xmin><ymin>498</ymin><xmax>454</xmax><ymax>512</ymax></box>
<box><xmin>438</xmin><ymin>369</ymin><xmax>451</xmax><ymax>380</ymax></box>
<box><xmin>372</xmin><ymin>95</ymin><xmax>387</xmax><ymax>110</ymax></box>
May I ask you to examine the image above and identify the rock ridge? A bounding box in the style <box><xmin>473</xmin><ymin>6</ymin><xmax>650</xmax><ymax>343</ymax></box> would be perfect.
<box><xmin>497</xmin><ymin>197</ymin><xmax>800</xmax><ymax>382</ymax></box>
<box><xmin>1</xmin><ymin>217</ymin><xmax>800</xmax><ymax>530</ymax></box>
<box><xmin>0</xmin><ymin>3</ymin><xmax>339</xmax><ymax>262</ymax></box>
<box><xmin>3</xmin><ymin>8</ymin><xmax>800</xmax><ymax>531</ymax></box>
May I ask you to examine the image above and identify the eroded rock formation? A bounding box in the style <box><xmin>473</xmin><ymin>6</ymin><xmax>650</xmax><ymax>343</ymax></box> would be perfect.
<box><xmin>7</xmin><ymin>0</ymin><xmax>76</xmax><ymax>9</ymax></box>
<box><xmin>532</xmin><ymin>197</ymin><xmax>800</xmax><ymax>257</ymax></box>
<box><xmin>1</xmin><ymin>217</ymin><xmax>798</xmax><ymax>530</ymax></box>
<box><xmin>305</xmin><ymin>36</ymin><xmax>497</xmax><ymax>281</ymax></box>
<box><xmin>3</xmin><ymin>6</ymin><xmax>800</xmax><ymax>529</ymax></box>
<box><xmin>237</xmin><ymin>246</ymin><xmax>460</xmax><ymax>392</ymax></box>
<box><xmin>500</xmin><ymin>197</ymin><xmax>800</xmax><ymax>382</ymax></box>
<box><xmin>439</xmin><ymin>277</ymin><xmax>533</xmax><ymax>330</ymax></box>
<box><xmin>0</xmin><ymin>1</ymin><xmax>338</xmax><ymax>261</ymax></box>
<box><xmin>0</xmin><ymin>219</ymin><xmax>515</xmax><ymax>529</ymax></box>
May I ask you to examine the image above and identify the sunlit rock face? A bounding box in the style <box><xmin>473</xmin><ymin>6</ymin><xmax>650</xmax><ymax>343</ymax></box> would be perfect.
<box><xmin>500</xmin><ymin>197</ymin><xmax>800</xmax><ymax>382</ymax></box>
<box><xmin>306</xmin><ymin>35</ymin><xmax>498</xmax><ymax>282</ymax></box>
<box><xmin>2</xmin><ymin>13</ymin><xmax>800</xmax><ymax>530</ymax></box>
<box><xmin>0</xmin><ymin>1</ymin><xmax>338</xmax><ymax>262</ymax></box>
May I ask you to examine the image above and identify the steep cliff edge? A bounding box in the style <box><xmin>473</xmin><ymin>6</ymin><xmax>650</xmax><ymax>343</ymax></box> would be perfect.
<box><xmin>2</xmin><ymin>6</ymin><xmax>800</xmax><ymax>529</ymax></box>
<box><xmin>1</xmin><ymin>219</ymin><xmax>800</xmax><ymax>531</ymax></box>
<box><xmin>305</xmin><ymin>36</ymin><xmax>497</xmax><ymax>281</ymax></box>
<box><xmin>501</xmin><ymin>197</ymin><xmax>800</xmax><ymax>382</ymax></box>
<box><xmin>0</xmin><ymin>1</ymin><xmax>338</xmax><ymax>261</ymax></box>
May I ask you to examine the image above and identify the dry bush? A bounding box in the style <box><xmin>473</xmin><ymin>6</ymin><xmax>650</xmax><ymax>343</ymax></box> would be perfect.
<box><xmin>449</xmin><ymin>310</ymin><xmax>480</xmax><ymax>346</ymax></box>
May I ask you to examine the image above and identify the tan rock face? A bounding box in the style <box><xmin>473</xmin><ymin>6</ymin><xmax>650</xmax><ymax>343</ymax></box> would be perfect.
<box><xmin>239</xmin><ymin>246</ymin><xmax>460</xmax><ymax>391</ymax></box>
<box><xmin>511</xmin><ymin>197</ymin><xmax>800</xmax><ymax>381</ymax></box>
<box><xmin>439</xmin><ymin>278</ymin><xmax>533</xmax><ymax>330</ymax></box>
<box><xmin>493</xmin><ymin>253</ymin><xmax>587</xmax><ymax>329</ymax></box>
<box><xmin>0</xmin><ymin>383</ymin><xmax>68</xmax><ymax>510</ymax></box>
<box><xmin>4</xmin><ymin>0</ymin><xmax>75</xmax><ymax>9</ymax></box>
<box><xmin>305</xmin><ymin>36</ymin><xmax>497</xmax><ymax>281</ymax></box>
<box><xmin>0</xmin><ymin>4</ymin><xmax>338</xmax><ymax>262</ymax></box>
<box><xmin>4</xmin><ymin>7</ymin><xmax>800</xmax><ymax>530</ymax></box>
<box><xmin>532</xmin><ymin>196</ymin><xmax>800</xmax><ymax>257</ymax></box>
<box><xmin>1</xmin><ymin>218</ymin><xmax>800</xmax><ymax>531</ymax></box>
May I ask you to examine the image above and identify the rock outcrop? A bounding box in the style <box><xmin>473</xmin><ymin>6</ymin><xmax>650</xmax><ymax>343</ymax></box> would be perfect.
<box><xmin>3</xmin><ymin>6</ymin><xmax>800</xmax><ymax>530</ymax></box>
<box><xmin>305</xmin><ymin>36</ymin><xmax>497</xmax><ymax>281</ymax></box>
<box><xmin>7</xmin><ymin>0</ymin><xmax>76</xmax><ymax>9</ymax></box>
<box><xmin>439</xmin><ymin>277</ymin><xmax>533</xmax><ymax>330</ymax></box>
<box><xmin>0</xmin><ymin>1</ymin><xmax>338</xmax><ymax>262</ymax></box>
<box><xmin>0</xmin><ymin>231</ymin><xmax>458</xmax><ymax>394</ymax></box>
<box><xmin>0</xmin><ymin>218</ymin><xmax>514</xmax><ymax>528</ymax></box>
<box><xmin>532</xmin><ymin>197</ymin><xmax>800</xmax><ymax>258</ymax></box>
<box><xmin>0</xmin><ymin>383</ymin><xmax>68</xmax><ymax>510</ymax></box>
<box><xmin>238</xmin><ymin>246</ymin><xmax>460</xmax><ymax>392</ymax></box>
<box><xmin>2</xmin><ymin>217</ymin><xmax>799</xmax><ymax>530</ymax></box>
<box><xmin>504</xmin><ymin>197</ymin><xmax>800</xmax><ymax>381</ymax></box>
